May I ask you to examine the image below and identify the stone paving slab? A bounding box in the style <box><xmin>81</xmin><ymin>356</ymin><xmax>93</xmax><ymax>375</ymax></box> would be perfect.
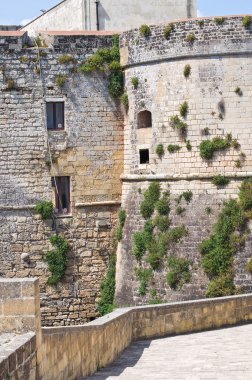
<box><xmin>82</xmin><ymin>324</ymin><xmax>252</xmax><ymax>380</ymax></box>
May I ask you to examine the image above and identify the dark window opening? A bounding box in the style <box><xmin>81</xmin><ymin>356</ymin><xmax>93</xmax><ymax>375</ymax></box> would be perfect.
<box><xmin>47</xmin><ymin>102</ymin><xmax>64</xmax><ymax>130</ymax></box>
<box><xmin>139</xmin><ymin>149</ymin><xmax>149</xmax><ymax>164</ymax></box>
<box><xmin>137</xmin><ymin>110</ymin><xmax>152</xmax><ymax>129</ymax></box>
<box><xmin>52</xmin><ymin>176</ymin><xmax>70</xmax><ymax>214</ymax></box>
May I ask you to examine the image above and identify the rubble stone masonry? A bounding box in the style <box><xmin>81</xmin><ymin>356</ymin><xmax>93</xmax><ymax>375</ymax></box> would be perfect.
<box><xmin>0</xmin><ymin>31</ymin><xmax>124</xmax><ymax>325</ymax></box>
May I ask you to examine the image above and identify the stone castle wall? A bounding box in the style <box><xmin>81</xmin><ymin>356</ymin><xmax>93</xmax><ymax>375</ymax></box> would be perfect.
<box><xmin>116</xmin><ymin>16</ymin><xmax>252</xmax><ymax>305</ymax></box>
<box><xmin>0</xmin><ymin>31</ymin><xmax>123</xmax><ymax>325</ymax></box>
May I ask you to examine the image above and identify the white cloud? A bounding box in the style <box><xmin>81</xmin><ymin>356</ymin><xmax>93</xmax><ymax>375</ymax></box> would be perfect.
<box><xmin>20</xmin><ymin>18</ymin><xmax>33</xmax><ymax>26</ymax></box>
<box><xmin>197</xmin><ymin>9</ymin><xmax>204</xmax><ymax>17</ymax></box>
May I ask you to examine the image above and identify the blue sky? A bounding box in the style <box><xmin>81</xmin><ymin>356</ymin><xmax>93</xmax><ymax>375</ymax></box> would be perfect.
<box><xmin>0</xmin><ymin>0</ymin><xmax>252</xmax><ymax>25</ymax></box>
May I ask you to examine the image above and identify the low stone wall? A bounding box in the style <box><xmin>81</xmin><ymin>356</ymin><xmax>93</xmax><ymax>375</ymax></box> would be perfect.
<box><xmin>0</xmin><ymin>332</ymin><xmax>36</xmax><ymax>380</ymax></box>
<box><xmin>37</xmin><ymin>293</ymin><xmax>252</xmax><ymax>380</ymax></box>
<box><xmin>0</xmin><ymin>278</ymin><xmax>41</xmax><ymax>334</ymax></box>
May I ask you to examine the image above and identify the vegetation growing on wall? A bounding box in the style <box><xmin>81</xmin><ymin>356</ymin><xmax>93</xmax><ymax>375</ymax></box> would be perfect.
<box><xmin>214</xmin><ymin>17</ymin><xmax>225</xmax><ymax>25</ymax></box>
<box><xmin>35</xmin><ymin>201</ymin><xmax>54</xmax><ymax>220</ymax></box>
<box><xmin>199</xmin><ymin>135</ymin><xmax>231</xmax><ymax>160</ymax></box>
<box><xmin>45</xmin><ymin>235</ymin><xmax>70</xmax><ymax>286</ymax></box>
<box><xmin>55</xmin><ymin>74</ymin><xmax>67</xmax><ymax>87</ymax></box>
<box><xmin>133</xmin><ymin>183</ymin><xmax>191</xmax><ymax>297</ymax></box>
<box><xmin>243</xmin><ymin>15</ymin><xmax>252</xmax><ymax>28</ymax></box>
<box><xmin>58</xmin><ymin>55</ymin><xmax>76</xmax><ymax>64</ymax></box>
<box><xmin>168</xmin><ymin>144</ymin><xmax>181</xmax><ymax>154</ymax></box>
<box><xmin>97</xmin><ymin>254</ymin><xmax>116</xmax><ymax>315</ymax></box>
<box><xmin>170</xmin><ymin>115</ymin><xmax>187</xmax><ymax>138</ymax></box>
<box><xmin>167</xmin><ymin>256</ymin><xmax>191</xmax><ymax>290</ymax></box>
<box><xmin>235</xmin><ymin>87</ymin><xmax>243</xmax><ymax>96</ymax></box>
<box><xmin>183</xmin><ymin>64</ymin><xmax>191</xmax><ymax>78</ymax></box>
<box><xmin>211</xmin><ymin>175</ymin><xmax>230</xmax><ymax>188</ymax></box>
<box><xmin>156</xmin><ymin>144</ymin><xmax>164</xmax><ymax>158</ymax></box>
<box><xmin>200</xmin><ymin>178</ymin><xmax>252</xmax><ymax>297</ymax></box>
<box><xmin>131</xmin><ymin>77</ymin><xmax>139</xmax><ymax>89</ymax></box>
<box><xmin>164</xmin><ymin>23</ymin><xmax>174</xmax><ymax>39</ymax></box>
<box><xmin>80</xmin><ymin>35</ymin><xmax>124</xmax><ymax>98</ymax></box>
<box><xmin>120</xmin><ymin>93</ymin><xmax>129</xmax><ymax>109</ymax></box>
<box><xmin>179</xmin><ymin>101</ymin><xmax>188</xmax><ymax>117</ymax></box>
<box><xmin>140</xmin><ymin>24</ymin><xmax>151</xmax><ymax>37</ymax></box>
<box><xmin>186</xmin><ymin>32</ymin><xmax>196</xmax><ymax>43</ymax></box>
<box><xmin>117</xmin><ymin>208</ymin><xmax>126</xmax><ymax>241</ymax></box>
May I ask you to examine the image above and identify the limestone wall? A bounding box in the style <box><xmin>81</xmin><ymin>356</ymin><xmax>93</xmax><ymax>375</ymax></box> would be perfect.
<box><xmin>0</xmin><ymin>32</ymin><xmax>123</xmax><ymax>325</ymax></box>
<box><xmin>22</xmin><ymin>0</ymin><xmax>196</xmax><ymax>35</ymax></box>
<box><xmin>116</xmin><ymin>16</ymin><xmax>252</xmax><ymax>305</ymax></box>
<box><xmin>37</xmin><ymin>293</ymin><xmax>252</xmax><ymax>380</ymax></box>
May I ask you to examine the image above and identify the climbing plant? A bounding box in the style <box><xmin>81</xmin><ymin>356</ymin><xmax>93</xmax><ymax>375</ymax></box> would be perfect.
<box><xmin>45</xmin><ymin>235</ymin><xmax>70</xmax><ymax>286</ymax></box>
<box><xmin>97</xmin><ymin>254</ymin><xmax>116</xmax><ymax>315</ymax></box>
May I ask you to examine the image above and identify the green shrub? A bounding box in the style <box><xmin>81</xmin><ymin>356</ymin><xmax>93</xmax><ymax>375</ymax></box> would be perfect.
<box><xmin>183</xmin><ymin>64</ymin><xmax>191</xmax><ymax>78</ymax></box>
<box><xmin>135</xmin><ymin>267</ymin><xmax>153</xmax><ymax>295</ymax></box>
<box><xmin>246</xmin><ymin>258</ymin><xmax>252</xmax><ymax>273</ymax></box>
<box><xmin>153</xmin><ymin>215</ymin><xmax>171</xmax><ymax>232</ymax></box>
<box><xmin>97</xmin><ymin>254</ymin><xmax>116</xmax><ymax>315</ymax></box>
<box><xmin>140</xmin><ymin>24</ymin><xmax>151</xmax><ymax>37</ymax></box>
<box><xmin>156</xmin><ymin>144</ymin><xmax>164</xmax><ymax>158</ymax></box>
<box><xmin>186</xmin><ymin>32</ymin><xmax>196</xmax><ymax>43</ymax></box>
<box><xmin>35</xmin><ymin>201</ymin><xmax>54</xmax><ymax>219</ymax></box>
<box><xmin>55</xmin><ymin>75</ymin><xmax>66</xmax><ymax>87</ymax></box>
<box><xmin>179</xmin><ymin>101</ymin><xmax>188</xmax><ymax>117</ymax></box>
<box><xmin>239</xmin><ymin>178</ymin><xmax>252</xmax><ymax>211</ymax></box>
<box><xmin>166</xmin><ymin>256</ymin><xmax>191</xmax><ymax>289</ymax></box>
<box><xmin>181</xmin><ymin>190</ymin><xmax>193</xmax><ymax>203</ymax></box>
<box><xmin>119</xmin><ymin>208</ymin><xmax>126</xmax><ymax>227</ymax></box>
<box><xmin>58</xmin><ymin>55</ymin><xmax>75</xmax><ymax>64</ymax></box>
<box><xmin>206</xmin><ymin>272</ymin><xmax>235</xmax><ymax>298</ymax></box>
<box><xmin>144</xmin><ymin>220</ymin><xmax>154</xmax><ymax>242</ymax></box>
<box><xmin>45</xmin><ymin>235</ymin><xmax>70</xmax><ymax>285</ymax></box>
<box><xmin>198</xmin><ymin>20</ymin><xmax>204</xmax><ymax>28</ymax></box>
<box><xmin>205</xmin><ymin>207</ymin><xmax>212</xmax><ymax>214</ymax></box>
<box><xmin>243</xmin><ymin>15</ymin><xmax>252</xmax><ymax>28</ymax></box>
<box><xmin>176</xmin><ymin>206</ymin><xmax>186</xmax><ymax>215</ymax></box>
<box><xmin>156</xmin><ymin>193</ymin><xmax>170</xmax><ymax>215</ymax></box>
<box><xmin>80</xmin><ymin>35</ymin><xmax>123</xmax><ymax>98</ymax></box>
<box><xmin>214</xmin><ymin>17</ymin><xmax>225</xmax><ymax>25</ymax></box>
<box><xmin>133</xmin><ymin>231</ymin><xmax>147</xmax><ymax>262</ymax></box>
<box><xmin>116</xmin><ymin>226</ymin><xmax>123</xmax><ymax>241</ymax></box>
<box><xmin>231</xmin><ymin>139</ymin><xmax>240</xmax><ymax>149</ymax></box>
<box><xmin>235</xmin><ymin>87</ymin><xmax>243</xmax><ymax>96</ymax></box>
<box><xmin>169</xmin><ymin>115</ymin><xmax>187</xmax><ymax>136</ymax></box>
<box><xmin>131</xmin><ymin>77</ymin><xmax>139</xmax><ymax>89</ymax></box>
<box><xmin>20</xmin><ymin>56</ymin><xmax>29</xmax><ymax>63</ymax></box>
<box><xmin>199</xmin><ymin>136</ymin><xmax>231</xmax><ymax>160</ymax></box>
<box><xmin>164</xmin><ymin>23</ymin><xmax>174</xmax><ymax>39</ymax></box>
<box><xmin>167</xmin><ymin>225</ymin><xmax>188</xmax><ymax>244</ymax></box>
<box><xmin>149</xmin><ymin>289</ymin><xmax>163</xmax><ymax>304</ymax></box>
<box><xmin>186</xmin><ymin>140</ymin><xmax>192</xmax><ymax>151</ymax></box>
<box><xmin>140</xmin><ymin>182</ymin><xmax>161</xmax><ymax>219</ymax></box>
<box><xmin>211</xmin><ymin>175</ymin><xmax>230</xmax><ymax>188</ymax></box>
<box><xmin>168</xmin><ymin>144</ymin><xmax>181</xmax><ymax>154</ymax></box>
<box><xmin>200</xmin><ymin>199</ymin><xmax>246</xmax><ymax>281</ymax></box>
<box><xmin>120</xmin><ymin>93</ymin><xmax>129</xmax><ymax>109</ymax></box>
<box><xmin>147</xmin><ymin>250</ymin><xmax>163</xmax><ymax>270</ymax></box>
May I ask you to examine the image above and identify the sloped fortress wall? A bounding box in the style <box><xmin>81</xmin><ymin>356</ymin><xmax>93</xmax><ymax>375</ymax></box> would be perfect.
<box><xmin>0</xmin><ymin>31</ymin><xmax>123</xmax><ymax>325</ymax></box>
<box><xmin>116</xmin><ymin>16</ymin><xmax>252</xmax><ymax>306</ymax></box>
<box><xmin>22</xmin><ymin>0</ymin><xmax>196</xmax><ymax>35</ymax></box>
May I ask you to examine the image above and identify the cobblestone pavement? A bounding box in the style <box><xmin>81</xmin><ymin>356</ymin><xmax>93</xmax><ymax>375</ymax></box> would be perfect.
<box><xmin>83</xmin><ymin>324</ymin><xmax>252</xmax><ymax>380</ymax></box>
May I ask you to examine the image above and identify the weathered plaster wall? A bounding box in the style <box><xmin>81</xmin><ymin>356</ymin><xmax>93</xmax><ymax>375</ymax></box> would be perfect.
<box><xmin>116</xmin><ymin>16</ymin><xmax>252</xmax><ymax>306</ymax></box>
<box><xmin>22</xmin><ymin>0</ymin><xmax>196</xmax><ymax>35</ymax></box>
<box><xmin>0</xmin><ymin>31</ymin><xmax>123</xmax><ymax>325</ymax></box>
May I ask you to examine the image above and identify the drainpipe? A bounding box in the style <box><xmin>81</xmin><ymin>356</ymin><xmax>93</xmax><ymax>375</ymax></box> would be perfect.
<box><xmin>94</xmin><ymin>0</ymin><xmax>100</xmax><ymax>30</ymax></box>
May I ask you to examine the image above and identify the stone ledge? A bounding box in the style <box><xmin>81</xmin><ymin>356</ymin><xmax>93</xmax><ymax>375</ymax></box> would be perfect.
<box><xmin>121</xmin><ymin>172</ymin><xmax>252</xmax><ymax>182</ymax></box>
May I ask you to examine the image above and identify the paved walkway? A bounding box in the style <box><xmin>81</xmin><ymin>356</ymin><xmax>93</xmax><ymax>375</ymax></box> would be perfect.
<box><xmin>83</xmin><ymin>324</ymin><xmax>252</xmax><ymax>380</ymax></box>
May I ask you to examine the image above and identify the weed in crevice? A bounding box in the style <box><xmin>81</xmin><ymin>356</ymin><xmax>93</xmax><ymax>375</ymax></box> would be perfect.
<box><xmin>211</xmin><ymin>175</ymin><xmax>230</xmax><ymax>188</ymax></box>
<box><xmin>168</xmin><ymin>144</ymin><xmax>181</xmax><ymax>154</ymax></box>
<box><xmin>131</xmin><ymin>76</ymin><xmax>139</xmax><ymax>89</ymax></box>
<box><xmin>140</xmin><ymin>24</ymin><xmax>151</xmax><ymax>37</ymax></box>
<box><xmin>179</xmin><ymin>101</ymin><xmax>188</xmax><ymax>118</ymax></box>
<box><xmin>235</xmin><ymin>87</ymin><xmax>243</xmax><ymax>96</ymax></box>
<box><xmin>184</xmin><ymin>64</ymin><xmax>191</xmax><ymax>78</ymax></box>
<box><xmin>214</xmin><ymin>17</ymin><xmax>225</xmax><ymax>25</ymax></box>
<box><xmin>186</xmin><ymin>32</ymin><xmax>196</xmax><ymax>43</ymax></box>
<box><xmin>164</xmin><ymin>23</ymin><xmax>174</xmax><ymax>39</ymax></box>
<box><xmin>243</xmin><ymin>15</ymin><xmax>252</xmax><ymax>28</ymax></box>
<box><xmin>156</xmin><ymin>144</ymin><xmax>165</xmax><ymax>159</ymax></box>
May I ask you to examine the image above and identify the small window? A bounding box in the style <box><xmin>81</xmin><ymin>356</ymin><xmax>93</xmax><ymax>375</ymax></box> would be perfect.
<box><xmin>52</xmin><ymin>176</ymin><xmax>70</xmax><ymax>214</ymax></box>
<box><xmin>137</xmin><ymin>110</ymin><xmax>152</xmax><ymax>129</ymax></box>
<box><xmin>139</xmin><ymin>149</ymin><xmax>149</xmax><ymax>164</ymax></box>
<box><xmin>46</xmin><ymin>102</ymin><xmax>64</xmax><ymax>130</ymax></box>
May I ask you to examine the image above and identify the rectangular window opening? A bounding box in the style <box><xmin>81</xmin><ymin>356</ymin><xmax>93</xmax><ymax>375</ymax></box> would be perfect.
<box><xmin>46</xmin><ymin>102</ymin><xmax>65</xmax><ymax>130</ymax></box>
<box><xmin>52</xmin><ymin>176</ymin><xmax>70</xmax><ymax>215</ymax></box>
<box><xmin>139</xmin><ymin>149</ymin><xmax>149</xmax><ymax>164</ymax></box>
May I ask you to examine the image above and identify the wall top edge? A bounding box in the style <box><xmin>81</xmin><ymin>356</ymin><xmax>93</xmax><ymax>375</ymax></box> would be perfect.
<box><xmin>41</xmin><ymin>293</ymin><xmax>252</xmax><ymax>335</ymax></box>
